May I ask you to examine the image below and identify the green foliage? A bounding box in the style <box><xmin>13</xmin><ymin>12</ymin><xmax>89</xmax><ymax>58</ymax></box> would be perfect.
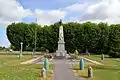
<box><xmin>82</xmin><ymin>22</ymin><xmax>99</xmax><ymax>53</ymax></box>
<box><xmin>108</xmin><ymin>24</ymin><xmax>120</xmax><ymax>57</ymax></box>
<box><xmin>74</xmin><ymin>50</ymin><xmax>79</xmax><ymax>55</ymax></box>
<box><xmin>6</xmin><ymin>22</ymin><xmax>120</xmax><ymax>57</ymax></box>
<box><xmin>96</xmin><ymin>22</ymin><xmax>109</xmax><ymax>54</ymax></box>
<box><xmin>7</xmin><ymin>23</ymin><xmax>39</xmax><ymax>51</ymax></box>
<box><xmin>0</xmin><ymin>46</ymin><xmax>7</xmax><ymax>51</ymax></box>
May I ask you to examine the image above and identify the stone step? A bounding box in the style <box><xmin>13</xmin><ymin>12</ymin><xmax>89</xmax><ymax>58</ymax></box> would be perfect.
<box><xmin>54</xmin><ymin>56</ymin><xmax>66</xmax><ymax>59</ymax></box>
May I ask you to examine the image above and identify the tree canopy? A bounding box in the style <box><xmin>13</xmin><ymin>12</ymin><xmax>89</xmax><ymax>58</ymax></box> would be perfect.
<box><xmin>6</xmin><ymin>22</ymin><xmax>120</xmax><ymax>57</ymax></box>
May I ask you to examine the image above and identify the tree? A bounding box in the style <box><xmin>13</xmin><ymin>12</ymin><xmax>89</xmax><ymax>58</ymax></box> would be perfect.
<box><xmin>82</xmin><ymin>22</ymin><xmax>99</xmax><ymax>54</ymax></box>
<box><xmin>7</xmin><ymin>21</ymin><xmax>120</xmax><ymax>57</ymax></box>
<box><xmin>7</xmin><ymin>23</ymin><xmax>28</xmax><ymax>50</ymax></box>
<box><xmin>7</xmin><ymin>23</ymin><xmax>39</xmax><ymax>51</ymax></box>
<box><xmin>108</xmin><ymin>24</ymin><xmax>120</xmax><ymax>57</ymax></box>
<box><xmin>96</xmin><ymin>22</ymin><xmax>109</xmax><ymax>54</ymax></box>
<box><xmin>64</xmin><ymin>22</ymin><xmax>77</xmax><ymax>53</ymax></box>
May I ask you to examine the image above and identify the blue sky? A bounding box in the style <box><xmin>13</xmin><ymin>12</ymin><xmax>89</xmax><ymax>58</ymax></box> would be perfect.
<box><xmin>0</xmin><ymin>27</ymin><xmax>9</xmax><ymax>47</ymax></box>
<box><xmin>0</xmin><ymin>0</ymin><xmax>120</xmax><ymax>47</ymax></box>
<box><xmin>1</xmin><ymin>0</ymin><xmax>84</xmax><ymax>47</ymax></box>
<box><xmin>18</xmin><ymin>0</ymin><xmax>84</xmax><ymax>10</ymax></box>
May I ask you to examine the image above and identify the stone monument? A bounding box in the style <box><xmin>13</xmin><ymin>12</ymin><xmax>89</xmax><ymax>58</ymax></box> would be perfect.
<box><xmin>56</xmin><ymin>20</ymin><xmax>67</xmax><ymax>58</ymax></box>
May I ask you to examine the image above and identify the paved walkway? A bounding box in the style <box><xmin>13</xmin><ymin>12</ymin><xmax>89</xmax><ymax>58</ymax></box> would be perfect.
<box><xmin>83</xmin><ymin>57</ymin><xmax>103</xmax><ymax>65</ymax></box>
<box><xmin>20</xmin><ymin>56</ymin><xmax>44</xmax><ymax>64</ymax></box>
<box><xmin>53</xmin><ymin>59</ymin><xmax>78</xmax><ymax>80</ymax></box>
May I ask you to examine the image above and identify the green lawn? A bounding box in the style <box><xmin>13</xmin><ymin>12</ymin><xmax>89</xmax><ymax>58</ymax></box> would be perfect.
<box><xmin>0</xmin><ymin>54</ymin><xmax>53</xmax><ymax>80</ymax></box>
<box><xmin>73</xmin><ymin>55</ymin><xmax>120</xmax><ymax>80</ymax></box>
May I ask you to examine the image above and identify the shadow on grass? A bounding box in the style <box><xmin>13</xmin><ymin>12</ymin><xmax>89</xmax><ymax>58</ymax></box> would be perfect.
<box><xmin>104</xmin><ymin>56</ymin><xmax>110</xmax><ymax>58</ymax></box>
<box><xmin>73</xmin><ymin>67</ymin><xmax>80</xmax><ymax>70</ymax></box>
<box><xmin>79</xmin><ymin>75</ymin><xmax>88</xmax><ymax>78</ymax></box>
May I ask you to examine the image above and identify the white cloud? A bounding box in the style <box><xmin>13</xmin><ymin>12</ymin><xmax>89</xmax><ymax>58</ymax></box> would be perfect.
<box><xmin>66</xmin><ymin>0</ymin><xmax>120</xmax><ymax>24</ymax></box>
<box><xmin>0</xmin><ymin>0</ymin><xmax>32</xmax><ymax>47</ymax></box>
<box><xmin>1</xmin><ymin>0</ymin><xmax>120</xmax><ymax>26</ymax></box>
<box><xmin>35</xmin><ymin>9</ymin><xmax>67</xmax><ymax>25</ymax></box>
<box><xmin>0</xmin><ymin>0</ymin><xmax>32</xmax><ymax>26</ymax></box>
<box><xmin>66</xmin><ymin>3</ymin><xmax>88</xmax><ymax>13</ymax></box>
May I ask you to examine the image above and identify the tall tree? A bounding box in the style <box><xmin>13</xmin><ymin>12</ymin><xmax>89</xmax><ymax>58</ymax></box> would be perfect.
<box><xmin>96</xmin><ymin>22</ymin><xmax>109</xmax><ymax>54</ymax></box>
<box><xmin>108</xmin><ymin>24</ymin><xmax>120</xmax><ymax>57</ymax></box>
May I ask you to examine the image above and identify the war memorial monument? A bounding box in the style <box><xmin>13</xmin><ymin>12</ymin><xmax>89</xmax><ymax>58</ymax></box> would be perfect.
<box><xmin>56</xmin><ymin>20</ymin><xmax>67</xmax><ymax>58</ymax></box>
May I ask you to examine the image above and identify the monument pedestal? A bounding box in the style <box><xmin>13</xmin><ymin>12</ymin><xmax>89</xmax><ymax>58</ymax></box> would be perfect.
<box><xmin>56</xmin><ymin>41</ymin><xmax>67</xmax><ymax>58</ymax></box>
<box><xmin>56</xmin><ymin>50</ymin><xmax>67</xmax><ymax>58</ymax></box>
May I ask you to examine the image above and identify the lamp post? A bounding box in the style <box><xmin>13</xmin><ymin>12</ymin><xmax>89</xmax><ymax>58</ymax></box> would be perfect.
<box><xmin>33</xmin><ymin>18</ymin><xmax>37</xmax><ymax>57</ymax></box>
<box><xmin>35</xmin><ymin>27</ymin><xmax>36</xmax><ymax>56</ymax></box>
<box><xmin>19</xmin><ymin>42</ymin><xmax>23</xmax><ymax>59</ymax></box>
<box><xmin>33</xmin><ymin>26</ymin><xmax>37</xmax><ymax>57</ymax></box>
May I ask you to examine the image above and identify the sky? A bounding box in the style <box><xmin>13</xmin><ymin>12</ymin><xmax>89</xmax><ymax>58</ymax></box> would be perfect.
<box><xmin>0</xmin><ymin>0</ymin><xmax>120</xmax><ymax>47</ymax></box>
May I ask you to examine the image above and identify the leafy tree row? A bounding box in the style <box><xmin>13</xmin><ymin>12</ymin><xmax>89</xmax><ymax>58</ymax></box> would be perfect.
<box><xmin>6</xmin><ymin>22</ymin><xmax>120</xmax><ymax>57</ymax></box>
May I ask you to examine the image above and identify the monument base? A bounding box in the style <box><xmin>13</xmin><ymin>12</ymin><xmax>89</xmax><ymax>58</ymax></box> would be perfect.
<box><xmin>55</xmin><ymin>50</ymin><xmax>67</xmax><ymax>59</ymax></box>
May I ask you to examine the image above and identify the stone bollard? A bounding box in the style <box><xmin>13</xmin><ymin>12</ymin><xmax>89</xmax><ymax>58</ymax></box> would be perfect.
<box><xmin>44</xmin><ymin>58</ymin><xmax>49</xmax><ymax>70</ymax></box>
<box><xmin>79</xmin><ymin>58</ymin><xmax>84</xmax><ymax>70</ymax></box>
<box><xmin>41</xmin><ymin>67</ymin><xmax>46</xmax><ymax>78</ymax></box>
<box><xmin>88</xmin><ymin>66</ymin><xmax>93</xmax><ymax>78</ymax></box>
<box><xmin>101</xmin><ymin>54</ymin><xmax>104</xmax><ymax>60</ymax></box>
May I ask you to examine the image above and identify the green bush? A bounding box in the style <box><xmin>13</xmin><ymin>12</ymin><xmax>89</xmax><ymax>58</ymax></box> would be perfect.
<box><xmin>74</xmin><ymin>50</ymin><xmax>79</xmax><ymax>55</ymax></box>
<box><xmin>109</xmin><ymin>50</ymin><xmax>120</xmax><ymax>58</ymax></box>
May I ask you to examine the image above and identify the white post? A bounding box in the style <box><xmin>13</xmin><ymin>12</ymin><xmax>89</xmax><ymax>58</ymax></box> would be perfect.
<box><xmin>19</xmin><ymin>42</ymin><xmax>23</xmax><ymax>59</ymax></box>
<box><xmin>21</xmin><ymin>42</ymin><xmax>23</xmax><ymax>53</ymax></box>
<box><xmin>41</xmin><ymin>67</ymin><xmax>46</xmax><ymax>78</ymax></box>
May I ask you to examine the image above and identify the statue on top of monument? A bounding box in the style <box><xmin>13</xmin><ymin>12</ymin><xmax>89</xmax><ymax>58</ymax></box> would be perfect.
<box><xmin>59</xmin><ymin>19</ymin><xmax>62</xmax><ymax>25</ymax></box>
<box><xmin>59</xmin><ymin>19</ymin><xmax>64</xmax><ymax>41</ymax></box>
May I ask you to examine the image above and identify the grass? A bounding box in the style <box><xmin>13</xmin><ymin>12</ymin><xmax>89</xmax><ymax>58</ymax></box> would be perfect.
<box><xmin>0</xmin><ymin>54</ymin><xmax>53</xmax><ymax>80</ymax></box>
<box><xmin>73</xmin><ymin>55</ymin><xmax>120</xmax><ymax>80</ymax></box>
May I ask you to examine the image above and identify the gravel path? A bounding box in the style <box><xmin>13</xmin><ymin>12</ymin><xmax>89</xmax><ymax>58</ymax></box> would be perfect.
<box><xmin>53</xmin><ymin>59</ymin><xmax>81</xmax><ymax>80</ymax></box>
